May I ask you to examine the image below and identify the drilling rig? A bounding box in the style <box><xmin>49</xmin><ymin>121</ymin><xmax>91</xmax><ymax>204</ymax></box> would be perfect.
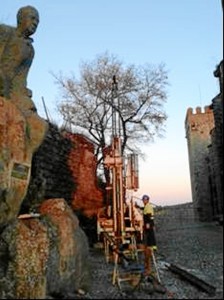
<box><xmin>97</xmin><ymin>76</ymin><xmax>143</xmax><ymax>283</ymax></box>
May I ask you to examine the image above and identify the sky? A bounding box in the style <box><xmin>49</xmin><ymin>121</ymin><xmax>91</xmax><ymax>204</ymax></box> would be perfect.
<box><xmin>1</xmin><ymin>0</ymin><xmax>223</xmax><ymax>206</ymax></box>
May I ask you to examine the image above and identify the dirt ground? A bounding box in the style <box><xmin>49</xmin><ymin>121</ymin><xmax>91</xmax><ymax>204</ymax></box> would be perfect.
<box><xmin>66</xmin><ymin>218</ymin><xmax>223</xmax><ymax>299</ymax></box>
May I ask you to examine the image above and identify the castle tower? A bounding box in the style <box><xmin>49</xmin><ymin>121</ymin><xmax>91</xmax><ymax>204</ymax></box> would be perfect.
<box><xmin>185</xmin><ymin>106</ymin><xmax>215</xmax><ymax>221</ymax></box>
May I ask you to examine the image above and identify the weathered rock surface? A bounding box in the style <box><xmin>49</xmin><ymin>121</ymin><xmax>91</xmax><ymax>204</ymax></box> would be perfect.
<box><xmin>0</xmin><ymin>6</ymin><xmax>98</xmax><ymax>299</ymax></box>
<box><xmin>65</xmin><ymin>133</ymin><xmax>103</xmax><ymax>217</ymax></box>
<box><xmin>0</xmin><ymin>198</ymin><xmax>90</xmax><ymax>299</ymax></box>
<box><xmin>0</xmin><ymin>96</ymin><xmax>48</xmax><ymax>227</ymax></box>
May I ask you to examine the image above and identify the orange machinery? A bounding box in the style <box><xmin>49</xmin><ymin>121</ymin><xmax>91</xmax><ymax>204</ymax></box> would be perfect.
<box><xmin>97</xmin><ymin>76</ymin><xmax>143</xmax><ymax>262</ymax></box>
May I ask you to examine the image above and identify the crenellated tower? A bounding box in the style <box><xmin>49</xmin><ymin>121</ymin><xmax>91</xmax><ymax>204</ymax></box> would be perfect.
<box><xmin>185</xmin><ymin>106</ymin><xmax>215</xmax><ymax>221</ymax></box>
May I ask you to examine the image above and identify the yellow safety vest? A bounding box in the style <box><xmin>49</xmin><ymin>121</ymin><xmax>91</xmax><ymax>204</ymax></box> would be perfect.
<box><xmin>143</xmin><ymin>202</ymin><xmax>154</xmax><ymax>216</ymax></box>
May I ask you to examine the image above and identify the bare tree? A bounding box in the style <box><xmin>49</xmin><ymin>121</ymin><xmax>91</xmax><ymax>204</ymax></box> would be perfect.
<box><xmin>54</xmin><ymin>52</ymin><xmax>169</xmax><ymax>183</ymax></box>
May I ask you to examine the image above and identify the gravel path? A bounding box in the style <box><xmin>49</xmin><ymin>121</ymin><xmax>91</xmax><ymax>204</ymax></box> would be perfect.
<box><xmin>60</xmin><ymin>218</ymin><xmax>223</xmax><ymax>299</ymax></box>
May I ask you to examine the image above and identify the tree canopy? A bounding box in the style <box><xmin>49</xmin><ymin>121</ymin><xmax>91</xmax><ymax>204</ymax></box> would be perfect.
<box><xmin>54</xmin><ymin>52</ymin><xmax>169</xmax><ymax>182</ymax></box>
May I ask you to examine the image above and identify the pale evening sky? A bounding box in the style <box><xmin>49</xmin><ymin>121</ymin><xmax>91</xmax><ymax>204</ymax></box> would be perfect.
<box><xmin>1</xmin><ymin>0</ymin><xmax>223</xmax><ymax>206</ymax></box>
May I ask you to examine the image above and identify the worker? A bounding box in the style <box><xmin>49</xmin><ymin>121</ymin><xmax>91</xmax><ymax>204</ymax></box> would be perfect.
<box><xmin>141</xmin><ymin>194</ymin><xmax>157</xmax><ymax>276</ymax></box>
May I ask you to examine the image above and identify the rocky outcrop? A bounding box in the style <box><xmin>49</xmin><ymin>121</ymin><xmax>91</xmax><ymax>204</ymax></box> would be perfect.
<box><xmin>0</xmin><ymin>198</ymin><xmax>90</xmax><ymax>299</ymax></box>
<box><xmin>0</xmin><ymin>6</ymin><xmax>103</xmax><ymax>299</ymax></box>
<box><xmin>0</xmin><ymin>96</ymin><xmax>48</xmax><ymax>227</ymax></box>
<box><xmin>65</xmin><ymin>133</ymin><xmax>103</xmax><ymax>217</ymax></box>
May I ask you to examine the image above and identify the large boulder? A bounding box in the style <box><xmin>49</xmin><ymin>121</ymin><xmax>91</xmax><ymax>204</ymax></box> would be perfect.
<box><xmin>0</xmin><ymin>198</ymin><xmax>90</xmax><ymax>299</ymax></box>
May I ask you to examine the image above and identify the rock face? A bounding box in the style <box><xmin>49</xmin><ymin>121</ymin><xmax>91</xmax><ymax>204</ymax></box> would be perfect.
<box><xmin>0</xmin><ymin>97</ymin><xmax>48</xmax><ymax>227</ymax></box>
<box><xmin>0</xmin><ymin>217</ymin><xmax>49</xmax><ymax>299</ymax></box>
<box><xmin>0</xmin><ymin>198</ymin><xmax>90</xmax><ymax>299</ymax></box>
<box><xmin>65</xmin><ymin>132</ymin><xmax>103</xmax><ymax>217</ymax></box>
<box><xmin>0</xmin><ymin>6</ymin><xmax>96</xmax><ymax>299</ymax></box>
<box><xmin>40</xmin><ymin>199</ymin><xmax>90</xmax><ymax>296</ymax></box>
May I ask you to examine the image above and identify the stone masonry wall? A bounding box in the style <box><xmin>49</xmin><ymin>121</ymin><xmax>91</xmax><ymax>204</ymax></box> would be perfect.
<box><xmin>21</xmin><ymin>123</ymin><xmax>75</xmax><ymax>213</ymax></box>
<box><xmin>21</xmin><ymin>123</ymin><xmax>103</xmax><ymax>216</ymax></box>
<box><xmin>209</xmin><ymin>60</ymin><xmax>223</xmax><ymax>221</ymax></box>
<box><xmin>185</xmin><ymin>60</ymin><xmax>223</xmax><ymax>223</ymax></box>
<box><xmin>155</xmin><ymin>202</ymin><xmax>195</xmax><ymax>230</ymax></box>
<box><xmin>185</xmin><ymin>106</ymin><xmax>215</xmax><ymax>221</ymax></box>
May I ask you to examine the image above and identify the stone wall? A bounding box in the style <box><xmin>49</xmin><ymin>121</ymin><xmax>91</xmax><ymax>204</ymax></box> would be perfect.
<box><xmin>155</xmin><ymin>202</ymin><xmax>195</xmax><ymax>230</ymax></box>
<box><xmin>20</xmin><ymin>123</ymin><xmax>75</xmax><ymax>212</ymax></box>
<box><xmin>64</xmin><ymin>132</ymin><xmax>104</xmax><ymax>217</ymax></box>
<box><xmin>21</xmin><ymin>123</ymin><xmax>104</xmax><ymax>218</ymax></box>
<box><xmin>209</xmin><ymin>60</ymin><xmax>223</xmax><ymax>221</ymax></box>
<box><xmin>185</xmin><ymin>106</ymin><xmax>214</xmax><ymax>221</ymax></box>
<box><xmin>185</xmin><ymin>60</ymin><xmax>223</xmax><ymax>223</ymax></box>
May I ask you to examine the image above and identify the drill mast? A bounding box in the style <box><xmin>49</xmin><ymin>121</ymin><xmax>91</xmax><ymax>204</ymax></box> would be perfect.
<box><xmin>97</xmin><ymin>75</ymin><xmax>142</xmax><ymax>257</ymax></box>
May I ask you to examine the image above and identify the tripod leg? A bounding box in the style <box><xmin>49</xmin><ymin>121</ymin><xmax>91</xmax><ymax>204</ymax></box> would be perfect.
<box><xmin>144</xmin><ymin>246</ymin><xmax>152</xmax><ymax>276</ymax></box>
<box><xmin>151</xmin><ymin>249</ymin><xmax>161</xmax><ymax>283</ymax></box>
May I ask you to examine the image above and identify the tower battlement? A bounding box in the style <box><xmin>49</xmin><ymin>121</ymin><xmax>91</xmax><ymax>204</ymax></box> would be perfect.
<box><xmin>186</xmin><ymin>105</ymin><xmax>212</xmax><ymax>117</ymax></box>
<box><xmin>185</xmin><ymin>105</ymin><xmax>214</xmax><ymax>130</ymax></box>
